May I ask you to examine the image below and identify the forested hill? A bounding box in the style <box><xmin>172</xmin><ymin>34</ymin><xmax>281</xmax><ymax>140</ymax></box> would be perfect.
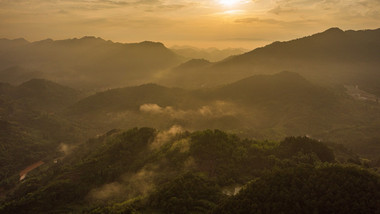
<box><xmin>0</xmin><ymin>79</ymin><xmax>88</xmax><ymax>186</ymax></box>
<box><xmin>1</xmin><ymin>127</ymin><xmax>377</xmax><ymax>214</ymax></box>
<box><xmin>3</xmin><ymin>79</ymin><xmax>83</xmax><ymax>112</ymax></box>
<box><xmin>208</xmin><ymin>71</ymin><xmax>335</xmax><ymax>106</ymax></box>
<box><xmin>161</xmin><ymin>28</ymin><xmax>380</xmax><ymax>94</ymax></box>
<box><xmin>64</xmin><ymin>71</ymin><xmax>380</xmax><ymax>158</ymax></box>
<box><xmin>68</xmin><ymin>71</ymin><xmax>335</xmax><ymax>115</ymax></box>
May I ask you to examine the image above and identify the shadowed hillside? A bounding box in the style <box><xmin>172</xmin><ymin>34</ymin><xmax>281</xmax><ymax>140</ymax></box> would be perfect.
<box><xmin>209</xmin><ymin>71</ymin><xmax>335</xmax><ymax>106</ymax></box>
<box><xmin>0</xmin><ymin>37</ymin><xmax>184</xmax><ymax>90</ymax></box>
<box><xmin>0</xmin><ymin>80</ymin><xmax>88</xmax><ymax>180</ymax></box>
<box><xmin>0</xmin><ymin>79</ymin><xmax>83</xmax><ymax>112</ymax></box>
<box><xmin>65</xmin><ymin>71</ymin><xmax>380</xmax><ymax>157</ymax></box>
<box><xmin>1</xmin><ymin>128</ymin><xmax>371</xmax><ymax>214</ymax></box>
<box><xmin>160</xmin><ymin>28</ymin><xmax>380</xmax><ymax>93</ymax></box>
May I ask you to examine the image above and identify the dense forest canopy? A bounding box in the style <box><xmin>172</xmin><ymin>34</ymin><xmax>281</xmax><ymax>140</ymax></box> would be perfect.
<box><xmin>1</xmin><ymin>128</ymin><xmax>379</xmax><ymax>213</ymax></box>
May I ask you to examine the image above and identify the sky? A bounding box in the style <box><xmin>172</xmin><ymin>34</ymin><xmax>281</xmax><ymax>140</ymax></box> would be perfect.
<box><xmin>0</xmin><ymin>0</ymin><xmax>380</xmax><ymax>49</ymax></box>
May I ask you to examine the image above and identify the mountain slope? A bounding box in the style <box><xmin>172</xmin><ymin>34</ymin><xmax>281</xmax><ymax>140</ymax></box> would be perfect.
<box><xmin>0</xmin><ymin>80</ymin><xmax>88</xmax><ymax>159</ymax></box>
<box><xmin>0</xmin><ymin>128</ymin><xmax>367</xmax><ymax>213</ymax></box>
<box><xmin>70</xmin><ymin>71</ymin><xmax>334</xmax><ymax>115</ymax></box>
<box><xmin>212</xmin><ymin>165</ymin><xmax>380</xmax><ymax>214</ymax></box>
<box><xmin>0</xmin><ymin>79</ymin><xmax>83</xmax><ymax>112</ymax></box>
<box><xmin>67</xmin><ymin>71</ymin><xmax>380</xmax><ymax>157</ymax></box>
<box><xmin>211</xmin><ymin>71</ymin><xmax>335</xmax><ymax>106</ymax></box>
<box><xmin>0</xmin><ymin>120</ymin><xmax>54</xmax><ymax>186</ymax></box>
<box><xmin>68</xmin><ymin>83</ymin><xmax>201</xmax><ymax>115</ymax></box>
<box><xmin>0</xmin><ymin>37</ymin><xmax>184</xmax><ymax>89</ymax></box>
<box><xmin>0</xmin><ymin>66</ymin><xmax>44</xmax><ymax>85</ymax></box>
<box><xmin>161</xmin><ymin>28</ymin><xmax>380</xmax><ymax>92</ymax></box>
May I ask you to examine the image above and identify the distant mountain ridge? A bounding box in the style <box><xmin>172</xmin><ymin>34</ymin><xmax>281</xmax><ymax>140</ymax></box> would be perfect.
<box><xmin>171</xmin><ymin>46</ymin><xmax>247</xmax><ymax>62</ymax></box>
<box><xmin>68</xmin><ymin>71</ymin><xmax>338</xmax><ymax>118</ymax></box>
<box><xmin>175</xmin><ymin>59</ymin><xmax>212</xmax><ymax>70</ymax></box>
<box><xmin>0</xmin><ymin>37</ymin><xmax>184</xmax><ymax>90</ymax></box>
<box><xmin>161</xmin><ymin>27</ymin><xmax>380</xmax><ymax>94</ymax></box>
<box><xmin>224</xmin><ymin>27</ymin><xmax>380</xmax><ymax>64</ymax></box>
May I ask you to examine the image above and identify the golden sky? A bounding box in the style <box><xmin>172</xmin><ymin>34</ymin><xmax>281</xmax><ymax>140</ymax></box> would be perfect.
<box><xmin>1</xmin><ymin>0</ymin><xmax>380</xmax><ymax>48</ymax></box>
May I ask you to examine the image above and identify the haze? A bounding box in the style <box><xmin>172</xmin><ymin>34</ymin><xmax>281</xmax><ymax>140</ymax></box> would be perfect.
<box><xmin>1</xmin><ymin>0</ymin><xmax>380</xmax><ymax>213</ymax></box>
<box><xmin>1</xmin><ymin>0</ymin><xmax>380</xmax><ymax>48</ymax></box>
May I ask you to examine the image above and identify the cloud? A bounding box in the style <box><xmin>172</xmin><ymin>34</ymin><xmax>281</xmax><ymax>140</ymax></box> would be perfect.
<box><xmin>88</xmin><ymin>182</ymin><xmax>126</xmax><ymax>201</ymax></box>
<box><xmin>59</xmin><ymin>143</ymin><xmax>75</xmax><ymax>155</ymax></box>
<box><xmin>269</xmin><ymin>5</ymin><xmax>297</xmax><ymax>15</ymax></box>
<box><xmin>150</xmin><ymin>125</ymin><xmax>184</xmax><ymax>150</ymax></box>
<box><xmin>122</xmin><ymin>166</ymin><xmax>156</xmax><ymax>196</ymax></box>
<box><xmin>234</xmin><ymin>16</ymin><xmax>317</xmax><ymax>28</ymax></box>
<box><xmin>140</xmin><ymin>103</ymin><xmax>164</xmax><ymax>114</ymax></box>
<box><xmin>88</xmin><ymin>165</ymin><xmax>157</xmax><ymax>201</ymax></box>
<box><xmin>268</xmin><ymin>0</ymin><xmax>380</xmax><ymax>19</ymax></box>
<box><xmin>139</xmin><ymin>101</ymin><xmax>238</xmax><ymax>120</ymax></box>
<box><xmin>235</xmin><ymin>17</ymin><xmax>284</xmax><ymax>24</ymax></box>
<box><xmin>157</xmin><ymin>4</ymin><xmax>186</xmax><ymax>10</ymax></box>
<box><xmin>139</xmin><ymin>104</ymin><xmax>187</xmax><ymax>118</ymax></box>
<box><xmin>198</xmin><ymin>101</ymin><xmax>237</xmax><ymax>117</ymax></box>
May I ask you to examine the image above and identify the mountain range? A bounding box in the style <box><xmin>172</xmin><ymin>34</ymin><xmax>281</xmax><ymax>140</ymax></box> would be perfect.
<box><xmin>160</xmin><ymin>28</ymin><xmax>380</xmax><ymax>95</ymax></box>
<box><xmin>64</xmin><ymin>71</ymin><xmax>380</xmax><ymax>157</ymax></box>
<box><xmin>170</xmin><ymin>46</ymin><xmax>247</xmax><ymax>62</ymax></box>
<box><xmin>0</xmin><ymin>37</ymin><xmax>183</xmax><ymax>90</ymax></box>
<box><xmin>1</xmin><ymin>27</ymin><xmax>380</xmax><ymax>95</ymax></box>
<box><xmin>1</xmin><ymin>27</ymin><xmax>380</xmax><ymax>213</ymax></box>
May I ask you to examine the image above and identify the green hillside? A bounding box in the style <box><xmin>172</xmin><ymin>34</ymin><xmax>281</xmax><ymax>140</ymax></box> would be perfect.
<box><xmin>65</xmin><ymin>72</ymin><xmax>380</xmax><ymax>158</ymax></box>
<box><xmin>1</xmin><ymin>127</ymin><xmax>372</xmax><ymax>214</ymax></box>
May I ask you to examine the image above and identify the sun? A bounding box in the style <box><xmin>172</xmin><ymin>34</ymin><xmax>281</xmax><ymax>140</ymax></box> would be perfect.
<box><xmin>219</xmin><ymin>0</ymin><xmax>240</xmax><ymax>6</ymax></box>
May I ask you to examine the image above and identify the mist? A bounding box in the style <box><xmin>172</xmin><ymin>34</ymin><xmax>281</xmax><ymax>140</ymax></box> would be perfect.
<box><xmin>1</xmin><ymin>25</ymin><xmax>380</xmax><ymax>214</ymax></box>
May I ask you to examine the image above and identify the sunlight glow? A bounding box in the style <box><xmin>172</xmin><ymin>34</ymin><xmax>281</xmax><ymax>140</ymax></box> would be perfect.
<box><xmin>218</xmin><ymin>0</ymin><xmax>240</xmax><ymax>6</ymax></box>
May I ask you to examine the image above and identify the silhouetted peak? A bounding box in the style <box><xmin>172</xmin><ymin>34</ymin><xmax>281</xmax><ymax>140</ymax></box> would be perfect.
<box><xmin>34</xmin><ymin>39</ymin><xmax>54</xmax><ymax>45</ymax></box>
<box><xmin>138</xmin><ymin>41</ymin><xmax>166</xmax><ymax>48</ymax></box>
<box><xmin>323</xmin><ymin>27</ymin><xmax>344</xmax><ymax>34</ymax></box>
<box><xmin>12</xmin><ymin>38</ymin><xmax>29</xmax><ymax>44</ymax></box>
<box><xmin>137</xmin><ymin>83</ymin><xmax>166</xmax><ymax>90</ymax></box>
<box><xmin>80</xmin><ymin>36</ymin><xmax>98</xmax><ymax>40</ymax></box>
<box><xmin>307</xmin><ymin>27</ymin><xmax>345</xmax><ymax>41</ymax></box>
<box><xmin>19</xmin><ymin>79</ymin><xmax>77</xmax><ymax>94</ymax></box>
<box><xmin>20</xmin><ymin>79</ymin><xmax>57</xmax><ymax>89</ymax></box>
<box><xmin>34</xmin><ymin>36</ymin><xmax>108</xmax><ymax>46</ymax></box>
<box><xmin>186</xmin><ymin>58</ymin><xmax>211</xmax><ymax>65</ymax></box>
<box><xmin>176</xmin><ymin>59</ymin><xmax>211</xmax><ymax>70</ymax></box>
<box><xmin>0</xmin><ymin>38</ymin><xmax>29</xmax><ymax>45</ymax></box>
<box><xmin>79</xmin><ymin>36</ymin><xmax>105</xmax><ymax>42</ymax></box>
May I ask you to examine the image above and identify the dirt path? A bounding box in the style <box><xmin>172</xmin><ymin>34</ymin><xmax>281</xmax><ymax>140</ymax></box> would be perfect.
<box><xmin>19</xmin><ymin>161</ymin><xmax>44</xmax><ymax>181</ymax></box>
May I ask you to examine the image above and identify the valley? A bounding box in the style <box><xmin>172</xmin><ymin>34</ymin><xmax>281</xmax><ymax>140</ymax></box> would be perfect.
<box><xmin>0</xmin><ymin>27</ymin><xmax>380</xmax><ymax>213</ymax></box>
